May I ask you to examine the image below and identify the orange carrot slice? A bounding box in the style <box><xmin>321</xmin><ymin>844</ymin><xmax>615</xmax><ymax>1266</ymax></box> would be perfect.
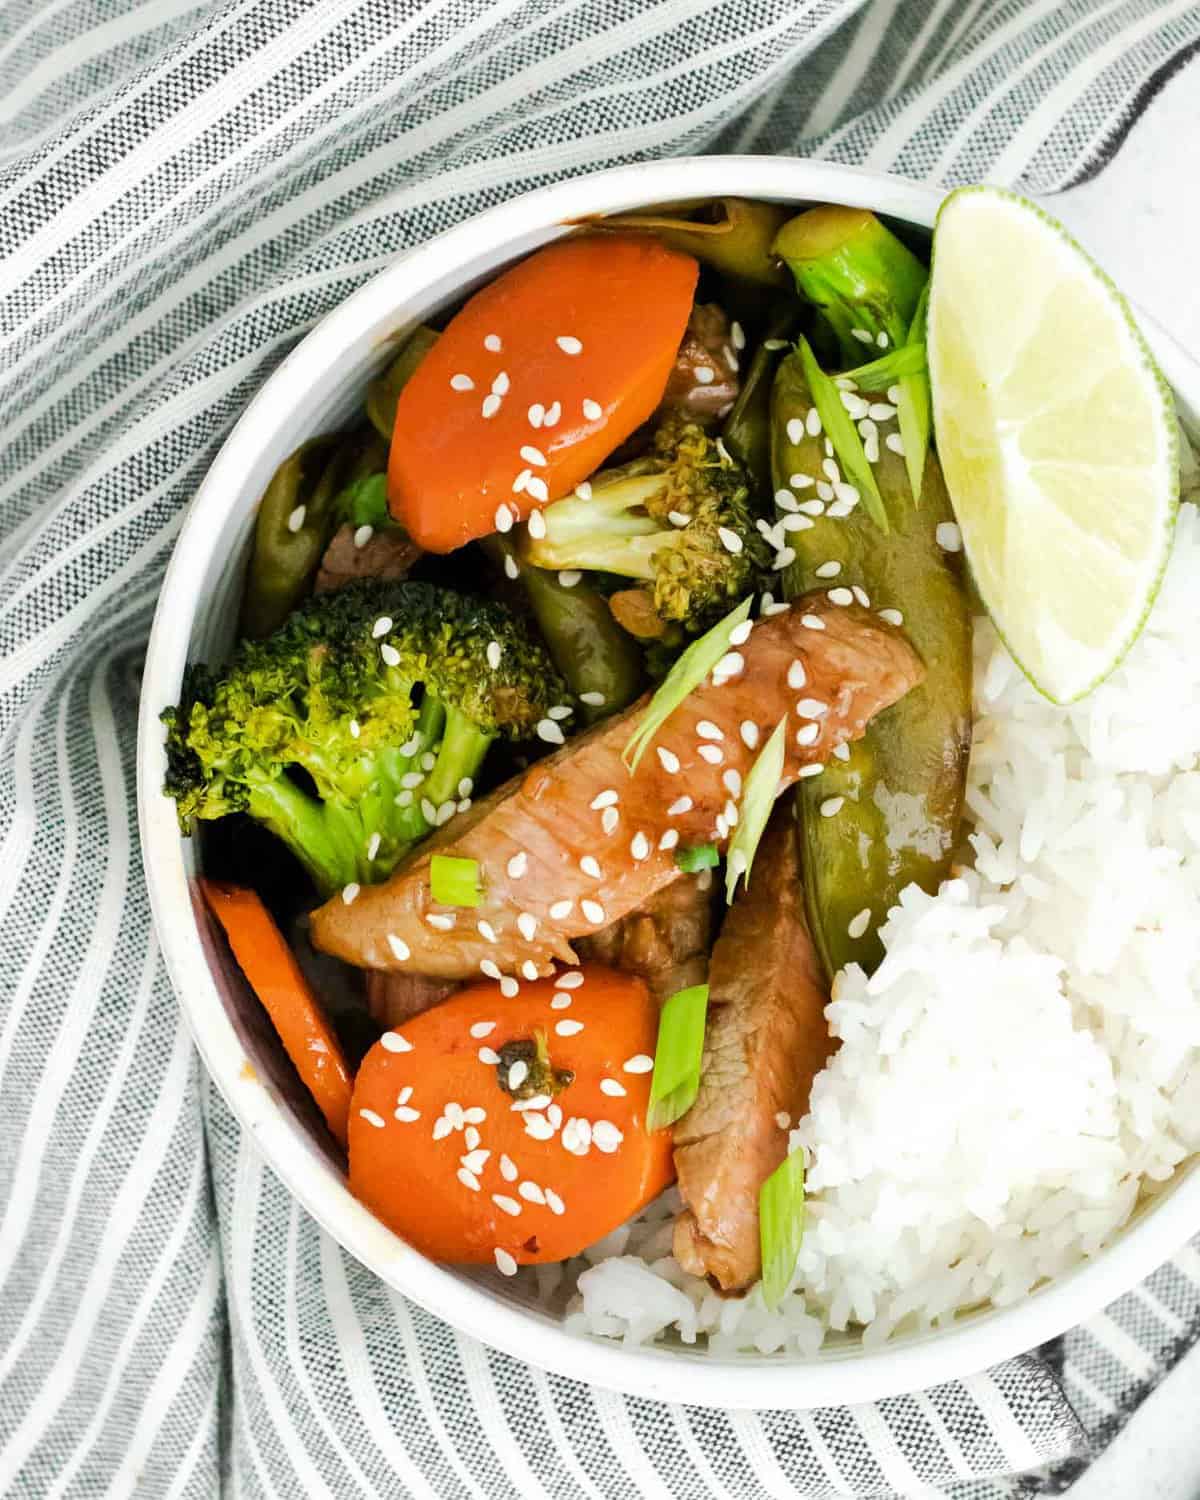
<box><xmin>348</xmin><ymin>967</ymin><xmax>672</xmax><ymax>1266</ymax></box>
<box><xmin>388</xmin><ymin>235</ymin><xmax>698</xmax><ymax>553</ymax></box>
<box><xmin>201</xmin><ymin>880</ymin><xmax>353</xmax><ymax>1148</ymax></box>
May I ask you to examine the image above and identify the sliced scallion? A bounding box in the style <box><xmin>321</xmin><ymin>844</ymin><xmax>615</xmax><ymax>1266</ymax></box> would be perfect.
<box><xmin>646</xmin><ymin>983</ymin><xmax>709</xmax><ymax>1131</ymax></box>
<box><xmin>623</xmin><ymin>597</ymin><xmax>754</xmax><ymax>771</ymax></box>
<box><xmin>430</xmin><ymin>854</ymin><xmax>481</xmax><ymax>908</ymax></box>
<box><xmin>841</xmin><ymin>341</ymin><xmax>927</xmax><ymax>388</ymax></box>
<box><xmin>797</xmin><ymin>337</ymin><xmax>888</xmax><ymax>534</ymax></box>
<box><xmin>725</xmin><ymin>716</ymin><xmax>787</xmax><ymax>904</ymax></box>
<box><xmin>896</xmin><ymin>283</ymin><xmax>931</xmax><ymax>502</ymax></box>
<box><xmin>675</xmin><ymin>843</ymin><xmax>719</xmax><ymax>873</ymax></box>
<box><xmin>759</xmin><ymin>1147</ymin><xmax>806</xmax><ymax>1310</ymax></box>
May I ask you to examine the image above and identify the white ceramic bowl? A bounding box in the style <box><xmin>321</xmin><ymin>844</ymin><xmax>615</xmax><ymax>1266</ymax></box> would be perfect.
<box><xmin>137</xmin><ymin>155</ymin><xmax>1200</xmax><ymax>1409</ymax></box>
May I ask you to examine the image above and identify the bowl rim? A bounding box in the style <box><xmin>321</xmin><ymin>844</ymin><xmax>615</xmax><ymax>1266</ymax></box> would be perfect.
<box><xmin>136</xmin><ymin>153</ymin><xmax>1200</xmax><ymax>1409</ymax></box>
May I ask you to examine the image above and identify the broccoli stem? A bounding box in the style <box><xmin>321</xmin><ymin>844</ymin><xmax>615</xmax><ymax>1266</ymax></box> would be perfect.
<box><xmin>389</xmin><ymin>703</ymin><xmax>494</xmax><ymax>849</ymax></box>
<box><xmin>772</xmin><ymin>206</ymin><xmax>926</xmax><ymax>366</ymax></box>
<box><xmin>246</xmin><ymin>775</ymin><xmax>363</xmax><ymax>896</ymax></box>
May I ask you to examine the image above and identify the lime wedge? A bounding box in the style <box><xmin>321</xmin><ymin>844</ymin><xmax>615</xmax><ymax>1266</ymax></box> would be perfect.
<box><xmin>927</xmin><ymin>186</ymin><xmax>1178</xmax><ymax>704</ymax></box>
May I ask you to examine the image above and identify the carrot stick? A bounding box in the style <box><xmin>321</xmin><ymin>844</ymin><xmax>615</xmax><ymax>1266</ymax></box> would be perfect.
<box><xmin>201</xmin><ymin>880</ymin><xmax>353</xmax><ymax>1149</ymax></box>
<box><xmin>348</xmin><ymin>967</ymin><xmax>673</xmax><ymax>1266</ymax></box>
<box><xmin>388</xmin><ymin>235</ymin><xmax>698</xmax><ymax>553</ymax></box>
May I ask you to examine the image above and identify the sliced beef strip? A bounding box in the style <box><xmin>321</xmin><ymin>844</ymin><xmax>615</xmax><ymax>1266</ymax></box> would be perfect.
<box><xmin>309</xmin><ymin>595</ymin><xmax>923</xmax><ymax>979</ymax></box>
<box><xmin>660</xmin><ymin>303</ymin><xmax>740</xmax><ymax>420</ymax></box>
<box><xmin>576</xmin><ymin>872</ymin><xmax>715</xmax><ymax>1004</ymax></box>
<box><xmin>672</xmin><ymin>810</ymin><xmax>831</xmax><ymax>1292</ymax></box>
<box><xmin>364</xmin><ymin>970</ymin><xmax>461</xmax><ymax>1028</ymax></box>
<box><xmin>314</xmin><ymin>524</ymin><xmax>421</xmax><ymax>593</ymax></box>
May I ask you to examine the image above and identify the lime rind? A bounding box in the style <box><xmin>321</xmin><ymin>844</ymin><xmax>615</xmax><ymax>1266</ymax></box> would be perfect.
<box><xmin>928</xmin><ymin>184</ymin><xmax>1179</xmax><ymax>706</ymax></box>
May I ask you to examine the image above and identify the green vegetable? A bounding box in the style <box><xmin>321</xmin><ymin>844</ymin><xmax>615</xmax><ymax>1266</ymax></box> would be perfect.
<box><xmin>773</xmin><ymin>205</ymin><xmax>931</xmax><ymax>500</ymax></box>
<box><xmin>725</xmin><ymin>717</ymin><xmax>787</xmax><ymax>903</ymax></box>
<box><xmin>646</xmin><ymin>984</ymin><xmax>709</xmax><ymax>1132</ymax></box>
<box><xmin>623</xmin><ymin>596</ymin><xmax>753</xmax><ymax>772</ymax></box>
<box><xmin>162</xmin><ymin>581</ymin><xmax>569</xmax><ymax>897</ymax></box>
<box><xmin>759</xmin><ymin>1147</ymin><xmax>805</xmax><ymax>1309</ymax></box>
<box><xmin>722</xmin><ymin>313</ymin><xmax>797</xmax><ymax>498</ymax></box>
<box><xmin>599</xmin><ymin>198</ymin><xmax>791</xmax><ymax>286</ymax></box>
<box><xmin>796</xmin><ymin>337</ymin><xmax>887</xmax><ymax>532</ymax></box>
<box><xmin>522</xmin><ymin>415</ymin><xmax>769</xmax><ymax>637</ymax></box>
<box><xmin>674</xmin><ymin>843</ymin><xmax>719</xmax><ymax>873</ymax></box>
<box><xmin>338</xmin><ymin>471</ymin><xmax>390</xmax><ymax>531</ymax></box>
<box><xmin>430</xmin><ymin>855</ymin><xmax>481</xmax><ymax>907</ymax></box>
<box><xmin>365</xmin><ymin>324</ymin><xmax>440</xmax><ymax>440</ymax></box>
<box><xmin>770</xmin><ymin>351</ymin><xmax>971</xmax><ymax>980</ymax></box>
<box><xmin>239</xmin><ymin>431</ymin><xmax>387</xmax><ymax>639</ymax></box>
<box><xmin>483</xmin><ymin>537</ymin><xmax>642</xmax><ymax>725</ymax></box>
<box><xmin>841</xmin><ymin>341</ymin><xmax>927</xmax><ymax>388</ymax></box>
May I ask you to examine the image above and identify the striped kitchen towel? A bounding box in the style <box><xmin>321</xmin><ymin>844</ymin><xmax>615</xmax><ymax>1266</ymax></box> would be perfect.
<box><xmin>3</xmin><ymin>1</ymin><xmax>1200</xmax><ymax>1495</ymax></box>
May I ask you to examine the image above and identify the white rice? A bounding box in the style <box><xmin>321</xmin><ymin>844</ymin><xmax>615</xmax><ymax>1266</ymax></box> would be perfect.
<box><xmin>564</xmin><ymin>498</ymin><xmax>1200</xmax><ymax>1353</ymax></box>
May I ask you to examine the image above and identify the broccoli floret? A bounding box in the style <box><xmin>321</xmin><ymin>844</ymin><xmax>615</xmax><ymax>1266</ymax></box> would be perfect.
<box><xmin>162</xmin><ymin>580</ymin><xmax>569</xmax><ymax>897</ymax></box>
<box><xmin>520</xmin><ymin>416</ymin><xmax>769</xmax><ymax>634</ymax></box>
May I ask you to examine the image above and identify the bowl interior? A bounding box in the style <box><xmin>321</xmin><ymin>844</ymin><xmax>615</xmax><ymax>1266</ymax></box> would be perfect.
<box><xmin>140</xmin><ymin>157</ymin><xmax>1200</xmax><ymax>1407</ymax></box>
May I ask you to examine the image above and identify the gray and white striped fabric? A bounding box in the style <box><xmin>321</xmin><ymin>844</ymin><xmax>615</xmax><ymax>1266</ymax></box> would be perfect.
<box><xmin>2</xmin><ymin>2</ymin><xmax>1199</xmax><ymax>1495</ymax></box>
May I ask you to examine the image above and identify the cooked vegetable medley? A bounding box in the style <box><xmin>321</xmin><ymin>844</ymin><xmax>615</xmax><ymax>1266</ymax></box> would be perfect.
<box><xmin>166</xmin><ymin>189</ymin><xmax>1187</xmax><ymax>1333</ymax></box>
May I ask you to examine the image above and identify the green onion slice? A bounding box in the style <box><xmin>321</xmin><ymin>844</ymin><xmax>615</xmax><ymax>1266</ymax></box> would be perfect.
<box><xmin>896</xmin><ymin>283</ymin><xmax>931</xmax><ymax>502</ymax></box>
<box><xmin>759</xmin><ymin>1147</ymin><xmax>806</xmax><ymax>1309</ymax></box>
<box><xmin>841</xmin><ymin>341</ymin><xmax>927</xmax><ymax>388</ymax></box>
<box><xmin>797</xmin><ymin>337</ymin><xmax>888</xmax><ymax>534</ymax></box>
<box><xmin>430</xmin><ymin>854</ymin><xmax>481</xmax><ymax>908</ymax></box>
<box><xmin>725</xmin><ymin>716</ymin><xmax>787</xmax><ymax>904</ymax></box>
<box><xmin>623</xmin><ymin>596</ymin><xmax>754</xmax><ymax>771</ymax></box>
<box><xmin>675</xmin><ymin>843</ymin><xmax>719</xmax><ymax>873</ymax></box>
<box><xmin>646</xmin><ymin>983</ymin><xmax>709</xmax><ymax>1132</ymax></box>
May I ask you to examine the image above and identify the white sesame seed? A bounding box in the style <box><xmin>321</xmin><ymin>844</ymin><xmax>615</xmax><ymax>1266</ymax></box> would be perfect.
<box><xmin>821</xmin><ymin>457</ymin><xmax>841</xmax><ymax>484</ymax></box>
<box><xmin>657</xmin><ymin>747</ymin><xmax>680</xmax><ymax>773</ymax></box>
<box><xmin>477</xmin><ymin>919</ymin><xmax>498</xmax><ymax>945</ymax></box>
<box><xmin>545</xmin><ymin>1189</ymin><xmax>565</xmax><ymax>1216</ymax></box>
<box><xmin>816</xmin><ymin>481</ymin><xmax>834</xmax><ymax>502</ymax></box>
<box><xmin>775</xmin><ymin>1111</ymin><xmax>791</xmax><ymax>1130</ymax></box>
<box><xmin>349</xmin><ymin>719</ymin><xmax>361</xmax><ymax>739</ymax></box>
<box><xmin>787</xmin><ymin>659</ymin><xmax>807</xmax><ymax>689</ymax></box>
<box><xmin>796</xmin><ymin>698</ymin><xmax>829</xmax><ymax>720</ymax></box>
<box><xmin>549</xmin><ymin>899</ymin><xmax>573</xmax><ymax>920</ymax></box>
<box><xmin>828</xmin><ymin>587</ymin><xmax>854</xmax><ymax>606</ymax></box>
<box><xmin>463</xmin><ymin>1106</ymin><xmax>486</xmax><ymax>1124</ymax></box>
<box><xmin>592</xmin><ymin>1121</ymin><xmax>623</xmax><ymax>1154</ymax></box>
<box><xmin>885</xmin><ymin>432</ymin><xmax>906</xmax><ymax>456</ymax></box>
<box><xmin>524</xmin><ymin>495</ymin><xmax>546</xmax><ymax>527</ymax></box>
<box><xmin>420</xmin><ymin>797</ymin><xmax>437</xmax><ymax>823</ymax></box>
<box><xmin>561</xmin><ymin>1118</ymin><xmax>592</xmax><ymax>1155</ymax></box>
<box><xmin>491</xmin><ymin>370</ymin><xmax>510</xmax><ymax>396</ymax></box>
<box><xmin>420</xmin><ymin>751</ymin><xmax>437</xmax><ymax>772</ymax></box>
<box><xmin>864</xmin><ymin>437</ymin><xmax>881</xmax><ymax>465</ymax></box>
<box><xmin>286</xmin><ymin>504</ymin><xmax>306</xmax><ymax>533</ymax></box>
<box><xmin>546</xmin><ymin>704</ymin><xmax>572</xmax><ymax>724</ymax></box>
<box><xmin>514</xmin><ymin>1181</ymin><xmax>544</xmax><ymax>1207</ymax></box>
<box><xmin>460</xmin><ymin>1147</ymin><xmax>489</xmax><ymax>1173</ymax></box>
<box><xmin>698</xmin><ymin>744</ymin><xmax>723</xmax><ymax>765</ymax></box>
<box><xmin>556</xmin><ymin>335</ymin><xmax>583</xmax><ymax>355</ymax></box>
<box><xmin>470</xmin><ymin>1020</ymin><xmax>496</xmax><ymax>1039</ymax></box>
<box><xmin>668</xmin><ymin>795</ymin><xmax>693</xmax><ymax>815</ymax></box>
<box><xmin>833</xmin><ymin>483</ymin><xmax>860</xmax><ymax>507</ymax></box>
<box><xmin>630</xmin><ymin>832</ymin><xmax>650</xmax><ymax>861</ymax></box>
<box><xmin>494</xmin><ymin>502</ymin><xmax>514</xmax><ymax>532</ymax></box>
<box><xmin>795</xmin><ymin>722</ymin><xmax>820</xmax><ymax>746</ymax></box>
<box><xmin>556</xmin><ymin>571</ymin><xmax>583</xmax><ymax>591</ymax></box>
<box><xmin>579</xmin><ymin>691</ymin><xmax>606</xmax><ymax>708</ymax></box>
<box><xmin>786</xmin><ymin>417</ymin><xmax>804</xmax><ymax>445</ymax></box>
<box><xmin>773</xmin><ymin>547</ymin><xmax>796</xmax><ymax>571</ymax></box>
<box><xmin>365</xmin><ymin>833</ymin><xmax>382</xmax><ymax>863</ymax></box>
<box><xmin>668</xmin><ymin>510</ymin><xmax>691</xmax><ymax>528</ymax></box>
<box><xmin>728</xmin><ymin>619</ymin><xmax>754</xmax><ymax>646</ymax></box>
<box><xmin>723</xmin><ymin>768</ymin><xmax>742</xmax><ymax>796</ymax></box>
<box><xmin>723</xmin><ymin>798</ymin><xmax>739</xmax><ymax>828</ymax></box>
<box><xmin>827</xmin><ymin>499</ymin><xmax>855</xmax><ymax>519</ymax></box>
<box><xmin>878</xmin><ymin>608</ymin><xmax>904</xmax><ymax>627</ymax></box>
<box><xmin>500</xmin><ymin>1154</ymin><xmax>518</xmax><ymax>1182</ymax></box>
<box><xmin>580</xmin><ymin>900</ymin><xmax>605</xmax><ymax>925</ymax></box>
<box><xmin>936</xmin><ymin>522</ymin><xmax>962</xmax><ymax>552</ymax></box>
<box><xmin>513</xmin><ymin>467</ymin><xmax>532</xmax><ymax>493</ymax></box>
<box><xmin>729</xmin><ymin>320</ymin><xmax>746</xmax><ymax>352</ymax></box>
<box><xmin>715</xmin><ymin>814</ymin><xmax>728</xmax><ymax>840</ymax></box>
<box><xmin>484</xmin><ymin>333</ymin><xmax>502</xmax><ymax>352</ymax></box>
<box><xmin>859</xmin><ymin>417</ymin><xmax>878</xmax><ymax>439</ymax></box>
<box><xmin>504</xmin><ymin>552</ymin><xmax>520</xmax><ymax>580</ymax></box>
<box><xmin>520</xmin><ymin>959</ymin><xmax>539</xmax><ymax>982</ymax></box>
<box><xmin>482</xmin><ymin>394</ymin><xmax>502</xmax><ymax>419</ymax></box>
<box><xmin>601</xmin><ymin>806</ymin><xmax>619</xmax><ymax>835</ymax></box>
<box><xmin>480</xmin><ymin>961</ymin><xmax>502</xmax><ymax>983</ymax></box>
<box><xmin>801</xmin><ymin>613</ymin><xmax>825</xmax><ymax>631</ymax></box>
<box><xmin>658</xmin><ymin>829</ymin><xmax>680</xmax><ymax>851</ymax></box>
<box><xmin>556</xmin><ymin>1017</ymin><xmax>585</xmax><ymax>1039</ymax></box>
<box><xmin>694</xmin><ymin>366</ymin><xmax>715</xmax><ymax>385</ymax></box>
<box><xmin>775</xmin><ymin>489</ymin><xmax>800</xmax><ymax>512</ymax></box>
<box><xmin>371</xmin><ymin>616</ymin><xmax>393</xmax><ymax>640</ymax></box>
<box><xmin>380</xmin><ymin>642</ymin><xmax>401</xmax><ymax>668</ymax></box>
<box><xmin>342</xmin><ymin>883</ymin><xmax>360</xmax><ymax>906</ymax></box>
<box><xmin>820</xmin><ymin>796</ymin><xmax>845</xmax><ymax>817</ymax></box>
<box><xmin>580</xmin><ymin>855</ymin><xmax>602</xmax><ymax>878</ymax></box>
<box><xmin>450</xmin><ymin>373</ymin><xmax>475</xmax><ymax>391</ymax></box>
<box><xmin>536</xmin><ymin>718</ymin><xmax>564</xmax><ymax>745</ymax></box>
<box><xmin>582</xmin><ymin>398</ymin><xmax>602</xmax><ymax>421</ymax></box>
<box><xmin>524</xmin><ymin>1114</ymin><xmax>555</xmax><ymax>1140</ymax></box>
<box><xmin>493</xmin><ymin>1247</ymin><xmax>518</xmax><ymax>1276</ymax></box>
<box><xmin>713</xmin><ymin>651</ymin><xmax>744</xmax><ymax>680</ymax></box>
<box><xmin>543</xmin><ymin>401</ymin><xmax>561</xmax><ymax>427</ymax></box>
<box><xmin>815</xmin><ymin>560</ymin><xmax>841</xmax><ymax>578</ymax></box>
<box><xmin>359</xmin><ymin>1108</ymin><xmax>386</xmax><ymax>1129</ymax></box>
<box><xmin>850</xmin><ymin>327</ymin><xmax>872</xmax><ymax>344</ymax></box>
<box><xmin>508</xmin><ymin>1059</ymin><xmax>529</xmax><ymax>1090</ymax></box>
<box><xmin>852</xmin><ymin>586</ymin><xmax>870</xmax><ymax>609</ymax></box>
<box><xmin>840</xmin><ymin>391</ymin><xmax>869</xmax><ymax>419</ymax></box>
<box><xmin>549</xmin><ymin>995</ymin><xmax>571</xmax><ymax>1010</ymax></box>
<box><xmin>697</xmin><ymin>720</ymin><xmax>723</xmax><ymax>741</ymax></box>
<box><xmin>446</xmin><ymin>1103</ymin><xmax>465</xmax><ymax>1128</ymax></box>
<box><xmin>516</xmin><ymin>912</ymin><xmax>538</xmax><ymax>942</ymax></box>
<box><xmin>436</xmin><ymin>800</ymin><xmax>456</xmax><ymax>826</ymax></box>
<box><xmin>848</xmin><ymin>907</ymin><xmax>872</xmax><ymax>939</ymax></box>
<box><xmin>806</xmin><ymin>408</ymin><xmax>822</xmax><ymax>437</ymax></box>
<box><xmin>426</xmin><ymin>912</ymin><xmax>455</xmax><ymax>931</ymax></box>
<box><xmin>740</xmin><ymin>721</ymin><xmax>759</xmax><ymax>750</ymax></box>
<box><xmin>527</xmin><ymin>402</ymin><xmax>545</xmax><ymax>428</ymax></box>
<box><xmin>353</xmin><ymin>524</ymin><xmax>374</xmax><ymax>549</ymax></box>
<box><xmin>520</xmin><ymin>444</ymin><xmax>546</xmax><ymax>467</ymax></box>
<box><xmin>834</xmin><ymin>742</ymin><xmax>851</xmax><ymax>762</ymax></box>
<box><xmin>432</xmin><ymin>1117</ymin><xmax>453</xmax><ymax>1141</ymax></box>
<box><xmin>876</xmin><ymin>331</ymin><xmax>889</xmax><ymax>348</ymax></box>
<box><xmin>457</xmin><ymin>1168</ymin><xmax>481</xmax><ymax>1192</ymax></box>
<box><xmin>868</xmin><ymin>402</ymin><xmax>897</xmax><ymax>421</ymax></box>
<box><xmin>798</xmin><ymin>763</ymin><xmax>824</xmax><ymax>779</ymax></box>
<box><xmin>556</xmin><ymin>971</ymin><xmax>584</xmax><ymax>989</ymax></box>
<box><xmin>381</xmin><ymin>1030</ymin><xmax>411</xmax><ymax>1053</ymax></box>
<box><xmin>600</xmin><ymin>1078</ymin><xmax>627</xmax><ymax>1098</ymax></box>
<box><xmin>718</xmin><ymin>527</ymin><xmax>743</xmax><ymax>555</ymax></box>
<box><xmin>574</xmin><ymin>480</ymin><xmax>592</xmax><ymax>500</ymax></box>
<box><xmin>796</xmin><ymin>500</ymin><xmax>824</xmax><ymax>518</ymax></box>
<box><xmin>790</xmin><ymin>473</ymin><xmax>815</xmax><ymax>489</ymax></box>
<box><xmin>478</xmin><ymin>1046</ymin><xmax>500</xmax><ymax>1065</ymax></box>
<box><xmin>591</xmin><ymin>789</ymin><xmax>619</xmax><ymax>810</ymax></box>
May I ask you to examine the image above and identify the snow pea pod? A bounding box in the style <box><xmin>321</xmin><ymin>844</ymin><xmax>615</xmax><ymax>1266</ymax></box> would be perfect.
<box><xmin>596</xmin><ymin>199</ymin><xmax>791</xmax><ymax>287</ymax></box>
<box><xmin>770</xmin><ymin>353</ymin><xmax>971</xmax><ymax>978</ymax></box>
<box><xmin>722</xmin><ymin>312</ymin><xmax>797</xmax><ymax>500</ymax></box>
